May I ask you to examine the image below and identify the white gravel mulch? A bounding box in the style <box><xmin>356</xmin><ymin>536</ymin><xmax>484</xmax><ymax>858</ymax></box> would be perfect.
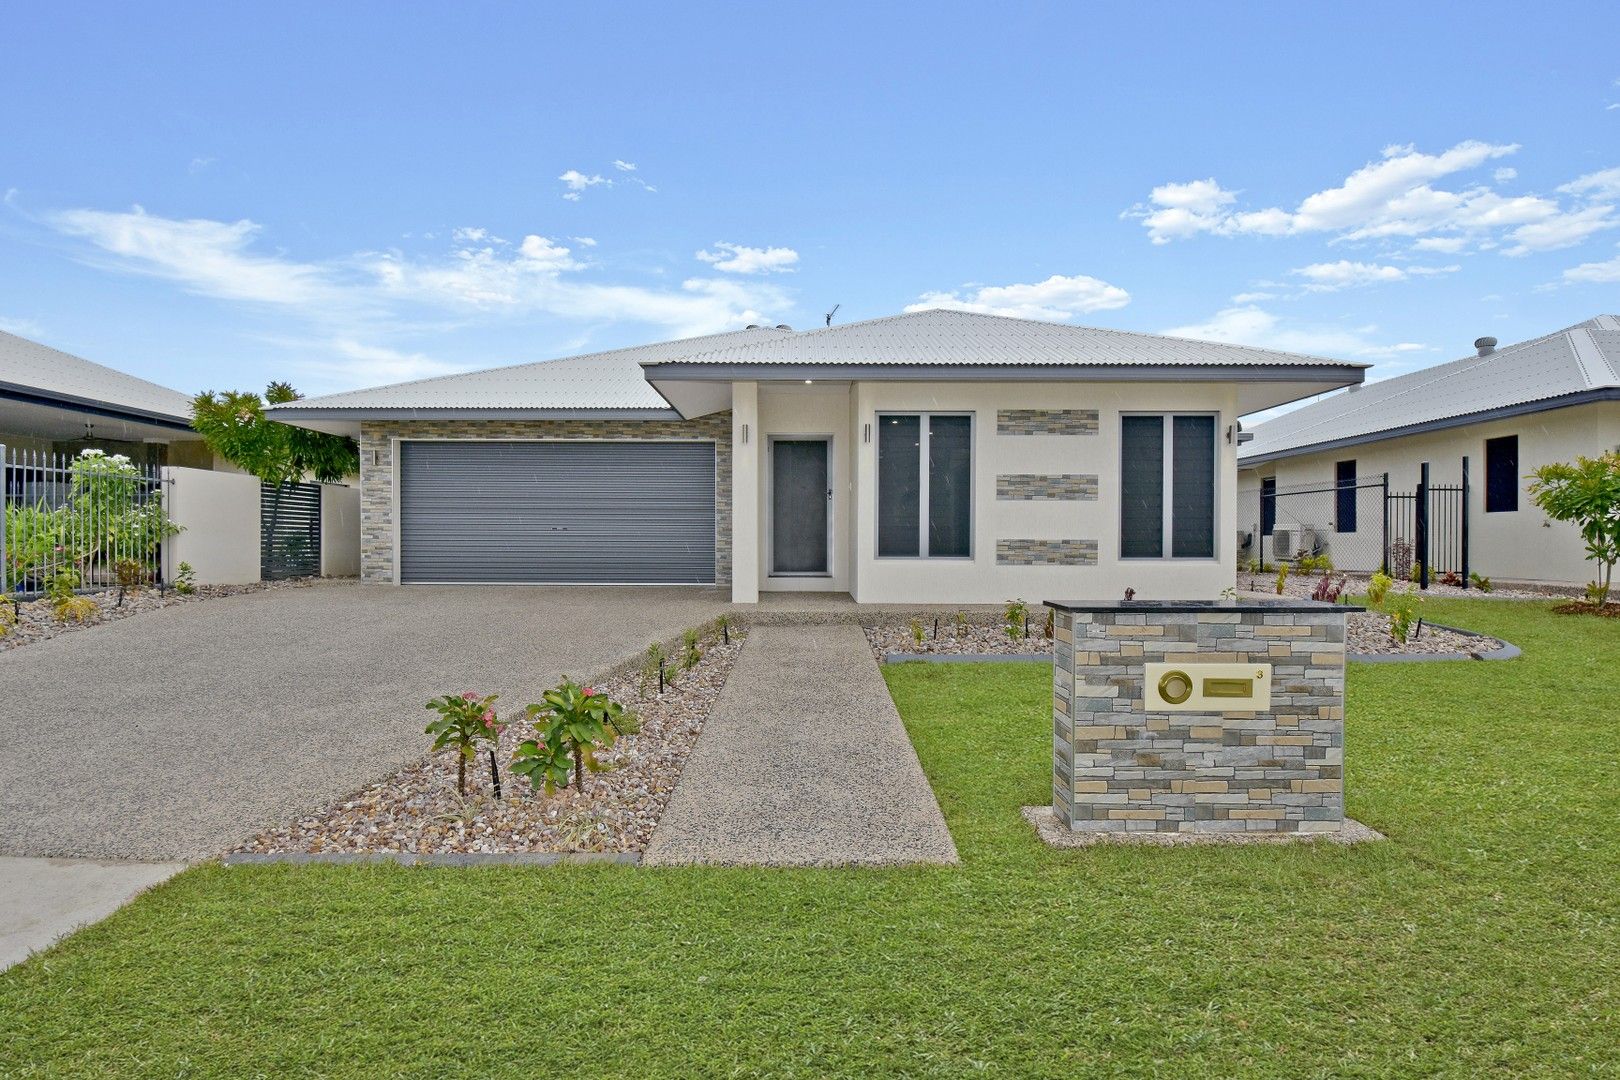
<box><xmin>233</xmin><ymin>629</ymin><xmax>746</xmax><ymax>857</ymax></box>
<box><xmin>1344</xmin><ymin>610</ymin><xmax>1503</xmax><ymax>656</ymax></box>
<box><xmin>0</xmin><ymin>578</ymin><xmax>318</xmax><ymax>651</ymax></box>
<box><xmin>1243</xmin><ymin>570</ymin><xmax>1572</xmax><ymax>602</ymax></box>
<box><xmin>864</xmin><ymin>614</ymin><xmax>1053</xmax><ymax>660</ymax></box>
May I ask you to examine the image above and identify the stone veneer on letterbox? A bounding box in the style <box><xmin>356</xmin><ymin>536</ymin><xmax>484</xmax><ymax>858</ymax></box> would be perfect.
<box><xmin>1049</xmin><ymin>601</ymin><xmax>1350</xmax><ymax>834</ymax></box>
<box><xmin>358</xmin><ymin>413</ymin><xmax>733</xmax><ymax>584</ymax></box>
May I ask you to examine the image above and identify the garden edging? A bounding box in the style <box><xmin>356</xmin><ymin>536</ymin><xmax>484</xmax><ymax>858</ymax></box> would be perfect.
<box><xmin>1353</xmin><ymin>623</ymin><xmax>1521</xmax><ymax>663</ymax></box>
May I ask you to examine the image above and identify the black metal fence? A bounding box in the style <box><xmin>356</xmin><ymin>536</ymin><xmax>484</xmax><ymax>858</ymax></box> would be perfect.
<box><xmin>1241</xmin><ymin>458</ymin><xmax>1472</xmax><ymax>589</ymax></box>
<box><xmin>2</xmin><ymin>445</ymin><xmax>171</xmax><ymax>596</ymax></box>
<box><xmin>261</xmin><ymin>481</ymin><xmax>322</xmax><ymax>579</ymax></box>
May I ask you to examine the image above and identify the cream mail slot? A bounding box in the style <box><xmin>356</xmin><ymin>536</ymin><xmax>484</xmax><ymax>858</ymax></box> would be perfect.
<box><xmin>1144</xmin><ymin>662</ymin><xmax>1272</xmax><ymax>712</ymax></box>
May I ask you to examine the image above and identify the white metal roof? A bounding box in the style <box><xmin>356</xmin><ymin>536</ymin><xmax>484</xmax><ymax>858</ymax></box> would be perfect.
<box><xmin>0</xmin><ymin>330</ymin><xmax>194</xmax><ymax>424</ymax></box>
<box><xmin>1239</xmin><ymin>315</ymin><xmax>1620</xmax><ymax>464</ymax></box>
<box><xmin>273</xmin><ymin>327</ymin><xmax>793</xmax><ymax>413</ymax></box>
<box><xmin>645</xmin><ymin>308</ymin><xmax>1365</xmax><ymax>369</ymax></box>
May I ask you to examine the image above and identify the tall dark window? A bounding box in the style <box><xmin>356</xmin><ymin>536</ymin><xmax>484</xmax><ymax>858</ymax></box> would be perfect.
<box><xmin>1485</xmin><ymin>435</ymin><xmax>1519</xmax><ymax>513</ymax></box>
<box><xmin>878</xmin><ymin>413</ymin><xmax>972</xmax><ymax>557</ymax></box>
<box><xmin>1335</xmin><ymin>460</ymin><xmax>1357</xmax><ymax>533</ymax></box>
<box><xmin>1260</xmin><ymin>477</ymin><xmax>1277</xmax><ymax>537</ymax></box>
<box><xmin>1122</xmin><ymin>414</ymin><xmax>1216</xmax><ymax>559</ymax></box>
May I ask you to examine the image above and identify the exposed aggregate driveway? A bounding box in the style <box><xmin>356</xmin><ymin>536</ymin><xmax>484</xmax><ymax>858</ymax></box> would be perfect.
<box><xmin>0</xmin><ymin>582</ymin><xmax>726</xmax><ymax>860</ymax></box>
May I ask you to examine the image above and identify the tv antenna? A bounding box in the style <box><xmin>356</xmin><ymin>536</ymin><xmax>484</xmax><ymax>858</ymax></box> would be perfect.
<box><xmin>824</xmin><ymin>304</ymin><xmax>840</xmax><ymax>328</ymax></box>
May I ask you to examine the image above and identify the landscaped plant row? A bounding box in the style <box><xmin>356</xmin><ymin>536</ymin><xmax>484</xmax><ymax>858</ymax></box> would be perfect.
<box><xmin>232</xmin><ymin>618</ymin><xmax>746</xmax><ymax>857</ymax></box>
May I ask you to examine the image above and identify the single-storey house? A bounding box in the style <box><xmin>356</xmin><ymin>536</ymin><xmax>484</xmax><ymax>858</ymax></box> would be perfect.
<box><xmin>1237</xmin><ymin>315</ymin><xmax>1620</xmax><ymax>586</ymax></box>
<box><xmin>271</xmin><ymin>309</ymin><xmax>1364</xmax><ymax>604</ymax></box>
<box><xmin>0</xmin><ymin>330</ymin><xmax>213</xmax><ymax>467</ymax></box>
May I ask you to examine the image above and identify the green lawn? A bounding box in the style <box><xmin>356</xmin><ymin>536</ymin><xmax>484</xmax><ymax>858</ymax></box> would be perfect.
<box><xmin>2</xmin><ymin>599</ymin><xmax>1615</xmax><ymax>1077</ymax></box>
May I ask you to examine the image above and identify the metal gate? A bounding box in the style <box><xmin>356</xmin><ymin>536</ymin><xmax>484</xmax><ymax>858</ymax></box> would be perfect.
<box><xmin>1243</xmin><ymin>458</ymin><xmax>1472</xmax><ymax>589</ymax></box>
<box><xmin>397</xmin><ymin>441</ymin><xmax>718</xmax><ymax>584</ymax></box>
<box><xmin>2</xmin><ymin>445</ymin><xmax>170</xmax><ymax>596</ymax></box>
<box><xmin>261</xmin><ymin>481</ymin><xmax>322</xmax><ymax>580</ymax></box>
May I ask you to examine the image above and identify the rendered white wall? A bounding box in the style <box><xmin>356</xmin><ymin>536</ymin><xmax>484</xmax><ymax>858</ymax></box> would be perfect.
<box><xmin>730</xmin><ymin>382</ymin><xmax>760</xmax><ymax>603</ymax></box>
<box><xmin>320</xmin><ymin>484</ymin><xmax>361</xmax><ymax>577</ymax></box>
<box><xmin>757</xmin><ymin>383</ymin><xmax>853</xmax><ymax>593</ymax></box>
<box><xmin>162</xmin><ymin>466</ymin><xmax>261</xmax><ymax>585</ymax></box>
<box><xmin>1238</xmin><ymin>401</ymin><xmax>1620</xmax><ymax>586</ymax></box>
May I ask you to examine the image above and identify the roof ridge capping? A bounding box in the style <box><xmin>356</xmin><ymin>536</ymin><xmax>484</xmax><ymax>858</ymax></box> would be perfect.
<box><xmin>640</xmin><ymin>307</ymin><xmax>1369</xmax><ymax>369</ymax></box>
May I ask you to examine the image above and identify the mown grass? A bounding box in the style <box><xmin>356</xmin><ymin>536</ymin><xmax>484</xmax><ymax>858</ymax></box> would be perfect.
<box><xmin>1</xmin><ymin>599</ymin><xmax>1615</xmax><ymax>1077</ymax></box>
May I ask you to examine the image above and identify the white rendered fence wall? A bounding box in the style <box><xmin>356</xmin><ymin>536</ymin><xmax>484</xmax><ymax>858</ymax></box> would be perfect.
<box><xmin>162</xmin><ymin>467</ymin><xmax>261</xmax><ymax>585</ymax></box>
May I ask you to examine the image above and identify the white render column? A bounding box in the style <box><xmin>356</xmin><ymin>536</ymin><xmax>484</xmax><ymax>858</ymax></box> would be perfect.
<box><xmin>730</xmin><ymin>380</ymin><xmax>760</xmax><ymax>603</ymax></box>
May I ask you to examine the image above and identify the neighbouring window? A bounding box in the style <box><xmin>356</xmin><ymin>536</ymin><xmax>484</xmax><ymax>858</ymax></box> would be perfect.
<box><xmin>1335</xmin><ymin>460</ymin><xmax>1357</xmax><ymax>533</ymax></box>
<box><xmin>1260</xmin><ymin>476</ymin><xmax>1277</xmax><ymax>537</ymax></box>
<box><xmin>1485</xmin><ymin>435</ymin><xmax>1519</xmax><ymax>513</ymax></box>
<box><xmin>1122</xmin><ymin>414</ymin><xmax>1216</xmax><ymax>559</ymax></box>
<box><xmin>878</xmin><ymin>413</ymin><xmax>973</xmax><ymax>557</ymax></box>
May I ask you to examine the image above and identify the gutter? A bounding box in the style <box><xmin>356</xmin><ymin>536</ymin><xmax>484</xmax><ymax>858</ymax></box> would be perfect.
<box><xmin>0</xmin><ymin>382</ymin><xmax>195</xmax><ymax>433</ymax></box>
<box><xmin>1238</xmin><ymin>387</ymin><xmax>1620</xmax><ymax>466</ymax></box>
<box><xmin>267</xmin><ymin>406</ymin><xmax>684</xmax><ymax>422</ymax></box>
<box><xmin>640</xmin><ymin>361</ymin><xmax>1368</xmax><ymax>384</ymax></box>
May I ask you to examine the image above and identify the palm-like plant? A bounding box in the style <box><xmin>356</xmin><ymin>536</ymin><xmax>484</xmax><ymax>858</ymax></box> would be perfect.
<box><xmin>513</xmin><ymin>681</ymin><xmax>639</xmax><ymax>794</ymax></box>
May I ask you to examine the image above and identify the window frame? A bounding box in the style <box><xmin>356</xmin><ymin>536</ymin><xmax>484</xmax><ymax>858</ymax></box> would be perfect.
<box><xmin>1119</xmin><ymin>411</ymin><xmax>1220</xmax><ymax>562</ymax></box>
<box><xmin>1484</xmin><ymin>434</ymin><xmax>1519</xmax><ymax>514</ymax></box>
<box><xmin>874</xmin><ymin>411</ymin><xmax>975</xmax><ymax>560</ymax></box>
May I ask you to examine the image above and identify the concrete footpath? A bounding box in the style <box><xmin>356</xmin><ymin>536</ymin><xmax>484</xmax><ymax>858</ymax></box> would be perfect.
<box><xmin>645</xmin><ymin>623</ymin><xmax>958</xmax><ymax>867</ymax></box>
<box><xmin>0</xmin><ymin>857</ymin><xmax>186</xmax><ymax>971</ymax></box>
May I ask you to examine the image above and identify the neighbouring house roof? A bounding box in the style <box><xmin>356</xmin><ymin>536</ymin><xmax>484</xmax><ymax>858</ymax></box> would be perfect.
<box><xmin>0</xmin><ymin>330</ymin><xmax>195</xmax><ymax>430</ymax></box>
<box><xmin>268</xmin><ymin>327</ymin><xmax>793</xmax><ymax>431</ymax></box>
<box><xmin>1239</xmin><ymin>315</ymin><xmax>1620</xmax><ymax>465</ymax></box>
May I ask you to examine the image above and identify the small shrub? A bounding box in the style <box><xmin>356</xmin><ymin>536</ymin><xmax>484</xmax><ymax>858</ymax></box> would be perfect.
<box><xmin>1408</xmin><ymin>561</ymin><xmax>1422</xmax><ymax>583</ymax></box>
<box><xmin>952</xmin><ymin>610</ymin><xmax>969</xmax><ymax>636</ymax></box>
<box><xmin>1004</xmin><ymin>598</ymin><xmax>1029</xmax><ymax>640</ymax></box>
<box><xmin>0</xmin><ymin>598</ymin><xmax>15</xmax><ymax>638</ymax></box>
<box><xmin>1043</xmin><ymin>606</ymin><xmax>1055</xmax><ymax>639</ymax></box>
<box><xmin>1389</xmin><ymin>538</ymin><xmax>1414</xmax><ymax>582</ymax></box>
<box><xmin>713</xmin><ymin>612</ymin><xmax>733</xmax><ymax>644</ymax></box>
<box><xmin>1274</xmin><ymin>563</ymin><xmax>1289</xmax><ymax>594</ymax></box>
<box><xmin>1469</xmin><ymin>572</ymin><xmax>1492</xmax><ymax>593</ymax></box>
<box><xmin>425</xmin><ymin>691</ymin><xmax>503</xmax><ymax>796</ymax></box>
<box><xmin>1387</xmin><ymin>591</ymin><xmax>1421</xmax><ymax>645</ymax></box>
<box><xmin>114</xmin><ymin>559</ymin><xmax>147</xmax><ymax>590</ymax></box>
<box><xmin>1367</xmin><ymin>571</ymin><xmax>1394</xmax><ymax>606</ymax></box>
<box><xmin>46</xmin><ymin>569</ymin><xmax>79</xmax><ymax>604</ymax></box>
<box><xmin>1311</xmin><ymin>573</ymin><xmax>1346</xmax><ymax>603</ymax></box>
<box><xmin>1296</xmin><ymin>554</ymin><xmax>1334</xmax><ymax>575</ymax></box>
<box><xmin>1585</xmin><ymin>580</ymin><xmax>1611</xmax><ymax>607</ymax></box>
<box><xmin>681</xmin><ymin>627</ymin><xmax>703</xmax><ymax>670</ymax></box>
<box><xmin>909</xmin><ymin>617</ymin><xmax>925</xmax><ymax>644</ymax></box>
<box><xmin>641</xmin><ymin>641</ymin><xmax>667</xmax><ymax>694</ymax></box>
<box><xmin>174</xmin><ymin>561</ymin><xmax>197</xmax><ymax>595</ymax></box>
<box><xmin>1438</xmin><ymin>570</ymin><xmax>1462</xmax><ymax>587</ymax></box>
<box><xmin>514</xmin><ymin>680</ymin><xmax>639</xmax><ymax>795</ymax></box>
<box><xmin>54</xmin><ymin>595</ymin><xmax>100</xmax><ymax>624</ymax></box>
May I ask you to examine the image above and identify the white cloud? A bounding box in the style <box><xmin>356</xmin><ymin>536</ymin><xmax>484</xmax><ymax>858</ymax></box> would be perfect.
<box><xmin>0</xmin><ymin>315</ymin><xmax>45</xmax><ymax>338</ymax></box>
<box><xmin>571</xmin><ymin>236</ymin><xmax>597</xmax><ymax>247</ymax></box>
<box><xmin>1130</xmin><ymin>142</ymin><xmax>1620</xmax><ymax>258</ymax></box>
<box><xmin>1563</xmin><ymin>249</ymin><xmax>1620</xmax><ymax>283</ymax></box>
<box><xmin>188</xmin><ymin>156</ymin><xmax>216</xmax><ymax>174</ymax></box>
<box><xmin>1289</xmin><ymin>260</ymin><xmax>1459</xmax><ymax>291</ymax></box>
<box><xmin>1230</xmin><ymin>291</ymin><xmax>1275</xmax><ymax>303</ymax></box>
<box><xmin>1162</xmin><ymin>305</ymin><xmax>1419</xmax><ymax>360</ymax></box>
<box><xmin>612</xmin><ymin>160</ymin><xmax>637</xmax><ymax>172</ymax></box>
<box><xmin>451</xmin><ymin>226</ymin><xmax>489</xmax><ymax>243</ymax></box>
<box><xmin>292</xmin><ymin>339</ymin><xmax>468</xmax><ymax>393</ymax></box>
<box><xmin>52</xmin><ymin>205</ymin><xmax>338</xmax><ymax>306</ymax></box>
<box><xmin>695</xmin><ymin>242</ymin><xmax>800</xmax><ymax>274</ymax></box>
<box><xmin>558</xmin><ymin>170</ymin><xmax>610</xmax><ymax>200</ymax></box>
<box><xmin>906</xmin><ymin>273</ymin><xmax>1130</xmax><ymax>320</ymax></box>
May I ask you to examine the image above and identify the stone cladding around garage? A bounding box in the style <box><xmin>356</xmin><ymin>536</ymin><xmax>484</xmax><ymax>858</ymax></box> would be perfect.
<box><xmin>358</xmin><ymin>413</ymin><xmax>732</xmax><ymax>584</ymax></box>
<box><xmin>1050</xmin><ymin>603</ymin><xmax>1347</xmax><ymax>834</ymax></box>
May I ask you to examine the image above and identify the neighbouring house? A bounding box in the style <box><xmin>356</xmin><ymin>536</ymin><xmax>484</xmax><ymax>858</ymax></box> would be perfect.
<box><xmin>271</xmin><ymin>309</ymin><xmax>1364</xmax><ymax>604</ymax></box>
<box><xmin>0</xmin><ymin>330</ymin><xmax>214</xmax><ymax>467</ymax></box>
<box><xmin>1237</xmin><ymin>315</ymin><xmax>1620</xmax><ymax>587</ymax></box>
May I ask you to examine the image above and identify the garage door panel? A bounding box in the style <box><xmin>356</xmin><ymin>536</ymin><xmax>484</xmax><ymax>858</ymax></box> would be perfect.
<box><xmin>399</xmin><ymin>441</ymin><xmax>717</xmax><ymax>584</ymax></box>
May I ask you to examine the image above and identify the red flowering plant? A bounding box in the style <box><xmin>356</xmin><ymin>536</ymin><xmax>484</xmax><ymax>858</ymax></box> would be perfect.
<box><xmin>512</xmin><ymin>680</ymin><xmax>639</xmax><ymax>795</ymax></box>
<box><xmin>425</xmin><ymin>691</ymin><xmax>504</xmax><ymax>796</ymax></box>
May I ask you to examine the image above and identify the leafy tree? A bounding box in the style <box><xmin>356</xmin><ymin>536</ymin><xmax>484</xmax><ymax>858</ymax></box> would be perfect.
<box><xmin>1530</xmin><ymin>450</ymin><xmax>1620</xmax><ymax>606</ymax></box>
<box><xmin>191</xmin><ymin>383</ymin><xmax>358</xmax><ymax>576</ymax></box>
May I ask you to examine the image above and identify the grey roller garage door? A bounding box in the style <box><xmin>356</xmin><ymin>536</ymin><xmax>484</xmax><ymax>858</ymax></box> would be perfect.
<box><xmin>399</xmin><ymin>441</ymin><xmax>717</xmax><ymax>584</ymax></box>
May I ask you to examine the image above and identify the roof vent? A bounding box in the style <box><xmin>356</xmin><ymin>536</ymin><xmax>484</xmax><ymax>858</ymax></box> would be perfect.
<box><xmin>775</xmin><ymin>324</ymin><xmax>792</xmax><ymax>331</ymax></box>
<box><xmin>1474</xmin><ymin>336</ymin><xmax>1498</xmax><ymax>357</ymax></box>
<box><xmin>744</xmin><ymin>324</ymin><xmax>761</xmax><ymax>330</ymax></box>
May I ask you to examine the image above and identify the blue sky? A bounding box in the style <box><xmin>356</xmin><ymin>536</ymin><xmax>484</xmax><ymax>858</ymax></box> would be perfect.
<box><xmin>2</xmin><ymin>2</ymin><xmax>1617</xmax><ymax>410</ymax></box>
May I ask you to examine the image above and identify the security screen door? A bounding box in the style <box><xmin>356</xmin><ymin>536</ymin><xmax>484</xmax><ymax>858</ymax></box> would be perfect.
<box><xmin>771</xmin><ymin>438</ymin><xmax>830</xmax><ymax>574</ymax></box>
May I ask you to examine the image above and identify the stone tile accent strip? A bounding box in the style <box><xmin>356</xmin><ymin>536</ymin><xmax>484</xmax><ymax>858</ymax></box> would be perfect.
<box><xmin>644</xmin><ymin>624</ymin><xmax>958</xmax><ymax>867</ymax></box>
<box><xmin>996</xmin><ymin>473</ymin><xmax>1099</xmax><ymax>501</ymax></box>
<box><xmin>996</xmin><ymin>539</ymin><xmax>1099</xmax><ymax>565</ymax></box>
<box><xmin>1050</xmin><ymin>604</ymin><xmax>1349</xmax><ymax>835</ymax></box>
<box><xmin>996</xmin><ymin>408</ymin><xmax>1099</xmax><ymax>436</ymax></box>
<box><xmin>359</xmin><ymin>413</ymin><xmax>732</xmax><ymax>584</ymax></box>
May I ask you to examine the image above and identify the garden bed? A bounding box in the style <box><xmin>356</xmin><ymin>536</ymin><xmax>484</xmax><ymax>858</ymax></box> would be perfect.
<box><xmin>1244</xmin><ymin>569</ymin><xmax>1579</xmax><ymax>602</ymax></box>
<box><xmin>0</xmin><ymin>578</ymin><xmax>318</xmax><ymax>652</ymax></box>
<box><xmin>232</xmin><ymin>626</ymin><xmax>746</xmax><ymax>857</ymax></box>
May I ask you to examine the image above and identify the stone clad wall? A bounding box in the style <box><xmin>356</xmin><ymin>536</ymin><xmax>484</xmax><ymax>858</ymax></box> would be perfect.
<box><xmin>1051</xmin><ymin>605</ymin><xmax>1346</xmax><ymax>834</ymax></box>
<box><xmin>357</xmin><ymin>414</ymin><xmax>732</xmax><ymax>584</ymax></box>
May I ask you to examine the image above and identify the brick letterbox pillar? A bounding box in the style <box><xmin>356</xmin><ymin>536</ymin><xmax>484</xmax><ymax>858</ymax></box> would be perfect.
<box><xmin>1046</xmin><ymin>600</ymin><xmax>1357</xmax><ymax>835</ymax></box>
